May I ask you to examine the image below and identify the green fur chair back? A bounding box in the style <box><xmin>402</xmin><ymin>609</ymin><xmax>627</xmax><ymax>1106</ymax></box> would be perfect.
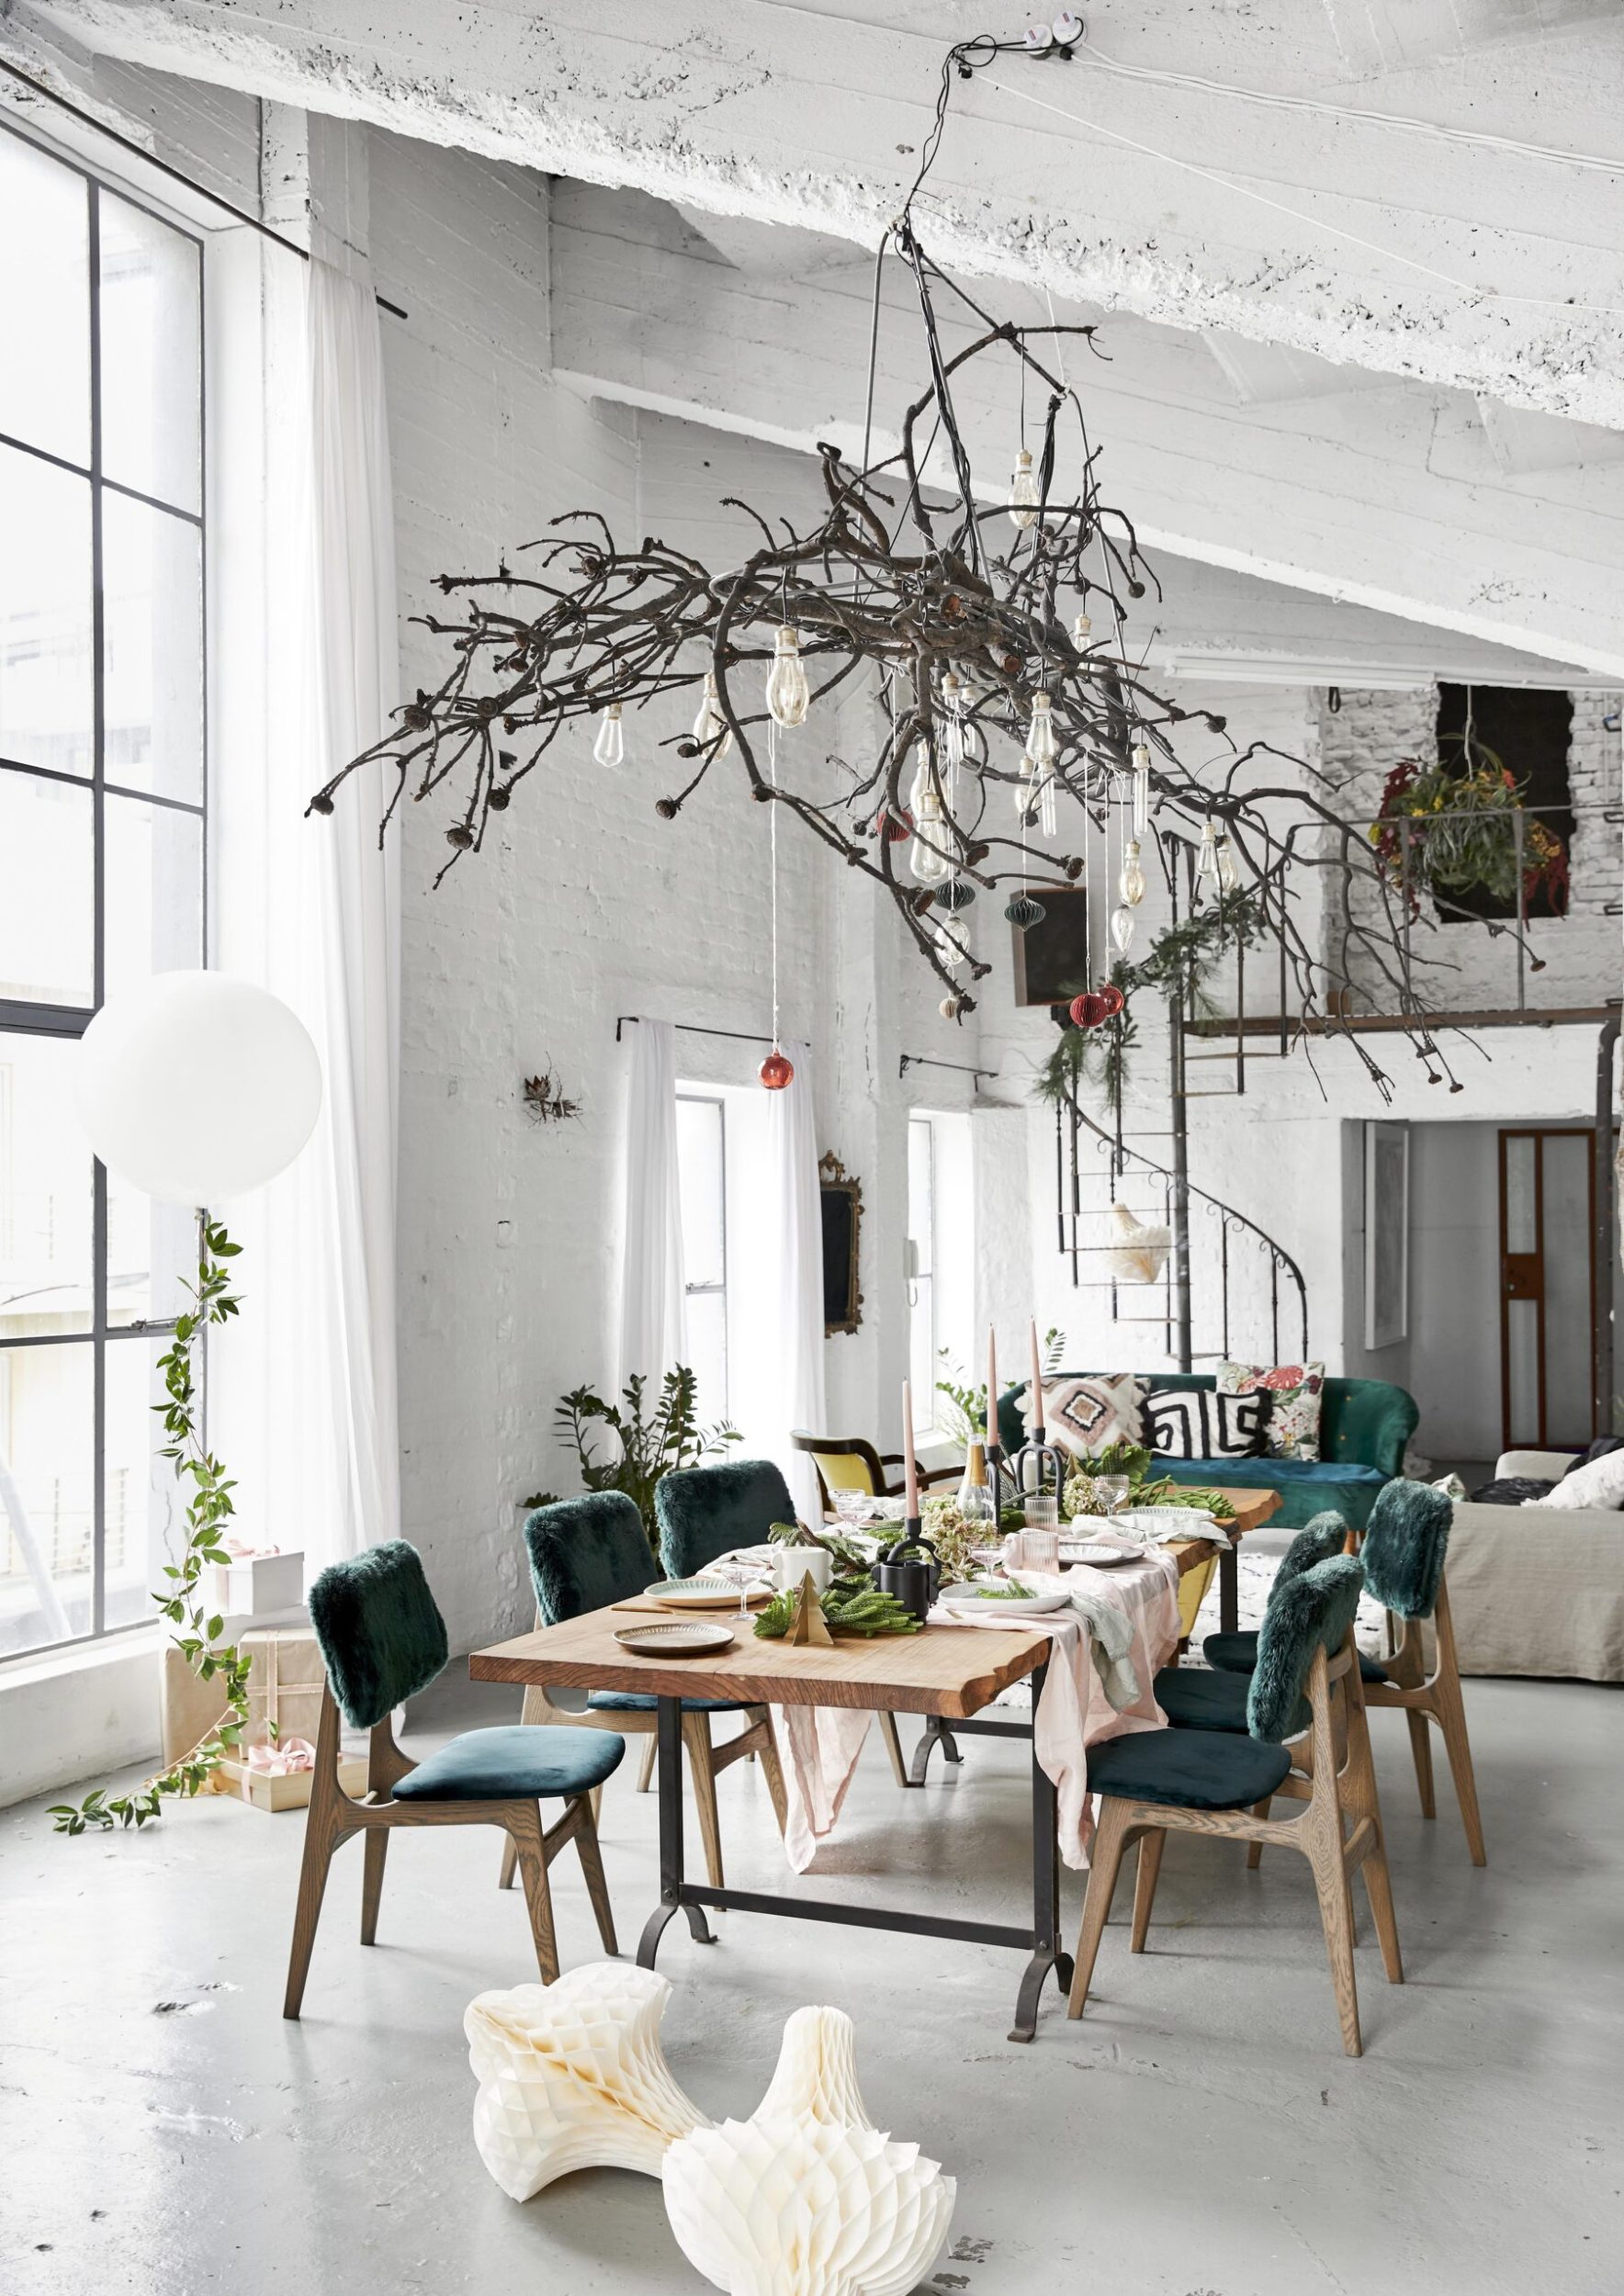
<box><xmin>1270</xmin><ymin>1512</ymin><xmax>1349</xmax><ymax>1604</ymax></box>
<box><xmin>1361</xmin><ymin>1477</ymin><xmax>1451</xmax><ymax>1619</ymax></box>
<box><xmin>526</xmin><ymin>1491</ymin><xmax>652</xmax><ymax>1621</ymax></box>
<box><xmin>657</xmin><ymin>1458</ymin><xmax>795</xmax><ymax>1580</ymax></box>
<box><xmin>307</xmin><ymin>1539</ymin><xmax>450</xmax><ymax>1731</ymax></box>
<box><xmin>1246</xmin><ymin>1554</ymin><xmax>1366</xmax><ymax>1744</ymax></box>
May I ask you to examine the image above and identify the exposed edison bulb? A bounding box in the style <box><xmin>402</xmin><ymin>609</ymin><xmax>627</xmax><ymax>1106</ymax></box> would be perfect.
<box><xmin>1131</xmin><ymin>738</ymin><xmax>1152</xmax><ymax>836</ymax></box>
<box><xmin>1120</xmin><ymin>838</ymin><xmax>1146</xmax><ymax>906</ymax></box>
<box><xmin>592</xmin><ymin>702</ymin><xmax>625</xmax><ymax>770</ymax></box>
<box><xmin>908</xmin><ymin>738</ymin><xmax>936</xmax><ymax>818</ymax></box>
<box><xmin>1036</xmin><ymin>767</ymin><xmax>1057</xmax><ymax>839</ymax></box>
<box><xmin>1023</xmin><ymin>691</ymin><xmax>1059</xmax><ymax>771</ymax></box>
<box><xmin>1111</xmin><ymin>904</ymin><xmax>1136</xmax><ymax>954</ymax></box>
<box><xmin>691</xmin><ymin>670</ymin><xmax>732</xmax><ymax>759</ymax></box>
<box><xmin>1216</xmin><ymin>833</ymin><xmax>1241</xmax><ymax>895</ymax></box>
<box><xmin>1009</xmin><ymin>446</ymin><xmax>1040</xmax><ymax>532</ymax></box>
<box><xmin>1073</xmin><ymin>610</ymin><xmax>1092</xmax><ymax>645</ymax></box>
<box><xmin>764</xmin><ymin>625</ymin><xmax>810</xmax><ymax>728</ymax></box>
<box><xmin>938</xmin><ymin>672</ymin><xmax>965</xmax><ymax>812</ymax></box>
<box><xmin>910</xmin><ymin>796</ymin><xmax>953</xmax><ymax>885</ymax></box>
<box><xmin>1197</xmin><ymin>819</ymin><xmax>1222</xmax><ymax>887</ymax></box>
<box><xmin>930</xmin><ymin>919</ymin><xmax>968</xmax><ymax>972</ymax></box>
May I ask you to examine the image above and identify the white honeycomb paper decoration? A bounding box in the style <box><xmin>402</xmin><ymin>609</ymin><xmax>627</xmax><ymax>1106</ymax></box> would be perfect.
<box><xmin>464</xmin><ymin>1964</ymin><xmax>708</xmax><ymax>2200</ymax></box>
<box><xmin>661</xmin><ymin>2006</ymin><xmax>956</xmax><ymax>2296</ymax></box>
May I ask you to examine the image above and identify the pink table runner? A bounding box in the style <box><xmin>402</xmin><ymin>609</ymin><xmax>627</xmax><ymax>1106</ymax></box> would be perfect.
<box><xmin>773</xmin><ymin>1549</ymin><xmax>1181</xmax><ymax>1873</ymax></box>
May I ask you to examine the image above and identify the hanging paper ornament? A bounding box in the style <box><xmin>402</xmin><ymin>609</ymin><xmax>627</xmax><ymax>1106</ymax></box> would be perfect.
<box><xmin>940</xmin><ymin>995</ymin><xmax>963</xmax><ymax>1020</ymax></box>
<box><xmin>759</xmin><ymin>1050</ymin><xmax>795</xmax><ymax>1091</ymax></box>
<box><xmin>1110</xmin><ymin>904</ymin><xmax>1135</xmax><ymax>954</ymax></box>
<box><xmin>1098</xmin><ymin>983</ymin><xmax>1126</xmax><ymax>1019</ymax></box>
<box><xmin>936</xmin><ymin>879</ymin><xmax>976</xmax><ymax>913</ymax></box>
<box><xmin>1004</xmin><ymin>895</ymin><xmax>1044</xmax><ymax>929</ymax></box>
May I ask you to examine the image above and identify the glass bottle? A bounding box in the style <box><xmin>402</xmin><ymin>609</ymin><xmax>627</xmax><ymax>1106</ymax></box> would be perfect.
<box><xmin>957</xmin><ymin>1440</ymin><xmax>996</xmax><ymax>1524</ymax></box>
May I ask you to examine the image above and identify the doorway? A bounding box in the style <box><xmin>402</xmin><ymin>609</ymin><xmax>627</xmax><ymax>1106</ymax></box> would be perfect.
<box><xmin>1497</xmin><ymin>1128</ymin><xmax>1596</xmax><ymax>1452</ymax></box>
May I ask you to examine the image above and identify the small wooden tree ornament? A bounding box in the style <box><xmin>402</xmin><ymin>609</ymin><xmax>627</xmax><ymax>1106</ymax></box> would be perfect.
<box><xmin>786</xmin><ymin>1571</ymin><xmax>833</xmax><ymax>1647</ymax></box>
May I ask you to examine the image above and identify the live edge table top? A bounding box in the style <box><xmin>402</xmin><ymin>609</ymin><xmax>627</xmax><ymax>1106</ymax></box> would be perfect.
<box><xmin>469</xmin><ymin>1608</ymin><xmax>1050</xmax><ymax>1720</ymax></box>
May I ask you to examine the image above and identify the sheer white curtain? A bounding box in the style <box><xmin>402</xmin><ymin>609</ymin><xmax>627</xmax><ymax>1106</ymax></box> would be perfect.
<box><xmin>764</xmin><ymin>1041</ymin><xmax>826</xmax><ymax>1520</ymax></box>
<box><xmin>617</xmin><ymin>1019</ymin><xmax>686</xmax><ymax>1394</ymax></box>
<box><xmin>212</xmin><ymin>248</ymin><xmax>400</xmax><ymax>1571</ymax></box>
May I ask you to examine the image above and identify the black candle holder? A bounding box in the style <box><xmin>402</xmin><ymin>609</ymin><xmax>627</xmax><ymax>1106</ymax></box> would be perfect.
<box><xmin>1008</xmin><ymin>1424</ymin><xmax>1066</xmax><ymax>1512</ymax></box>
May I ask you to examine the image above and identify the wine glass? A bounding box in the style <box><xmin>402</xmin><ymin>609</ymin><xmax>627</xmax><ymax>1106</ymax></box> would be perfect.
<box><xmin>1095</xmin><ymin>1473</ymin><xmax>1131</xmax><ymax>1523</ymax></box>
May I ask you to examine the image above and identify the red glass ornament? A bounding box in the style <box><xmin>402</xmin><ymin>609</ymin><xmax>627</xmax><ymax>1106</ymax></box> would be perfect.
<box><xmin>1098</xmin><ymin>983</ymin><xmax>1126</xmax><ymax>1019</ymax></box>
<box><xmin>874</xmin><ymin>805</ymin><xmax>911</xmax><ymax>844</ymax></box>
<box><xmin>1073</xmin><ymin>991</ymin><xmax>1109</xmax><ymax>1029</ymax></box>
<box><xmin>1067</xmin><ymin>993</ymin><xmax>1091</xmax><ymax>1028</ymax></box>
<box><xmin>759</xmin><ymin>1049</ymin><xmax>795</xmax><ymax>1090</ymax></box>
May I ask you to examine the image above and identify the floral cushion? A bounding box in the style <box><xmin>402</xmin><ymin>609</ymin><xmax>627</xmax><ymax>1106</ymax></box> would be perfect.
<box><xmin>1217</xmin><ymin>1359</ymin><xmax>1325</xmax><ymax>1462</ymax></box>
<box><xmin>1032</xmin><ymin>1374</ymin><xmax>1145</xmax><ymax>1460</ymax></box>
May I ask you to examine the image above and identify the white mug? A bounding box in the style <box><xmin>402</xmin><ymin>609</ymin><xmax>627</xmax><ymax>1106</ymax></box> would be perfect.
<box><xmin>776</xmin><ymin>1545</ymin><xmax>832</xmax><ymax>1593</ymax></box>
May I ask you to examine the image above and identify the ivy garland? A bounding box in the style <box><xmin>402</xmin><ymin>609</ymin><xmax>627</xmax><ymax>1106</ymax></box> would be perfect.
<box><xmin>51</xmin><ymin>1221</ymin><xmax>254</xmax><ymax>1833</ymax></box>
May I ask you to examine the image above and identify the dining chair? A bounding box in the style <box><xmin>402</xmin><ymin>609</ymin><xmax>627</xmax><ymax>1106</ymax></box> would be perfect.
<box><xmin>506</xmin><ymin>1491</ymin><xmax>787</xmax><ymax>1892</ymax></box>
<box><xmin>1068</xmin><ymin>1553</ymin><xmax>1403</xmax><ymax>2057</ymax></box>
<box><xmin>661</xmin><ymin>1457</ymin><xmax>918</xmax><ymax>1790</ymax></box>
<box><xmin>789</xmin><ymin>1430</ymin><xmax>961</xmax><ymax>1514</ymax></box>
<box><xmin>286</xmin><ymin>1539</ymin><xmax>621</xmax><ymax>2020</ymax></box>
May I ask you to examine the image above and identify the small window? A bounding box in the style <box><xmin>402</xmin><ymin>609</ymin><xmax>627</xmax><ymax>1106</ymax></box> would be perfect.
<box><xmin>907</xmin><ymin>1116</ymin><xmax>936</xmax><ymax>1412</ymax></box>
<box><xmin>675</xmin><ymin>1092</ymin><xmax>727</xmax><ymax>1422</ymax></box>
<box><xmin>1433</xmin><ymin>684</ymin><xmax>1572</xmax><ymax>922</ymax></box>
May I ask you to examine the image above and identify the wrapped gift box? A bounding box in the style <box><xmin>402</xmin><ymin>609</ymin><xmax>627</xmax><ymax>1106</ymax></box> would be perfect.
<box><xmin>204</xmin><ymin>1548</ymin><xmax>305</xmax><ymax>1619</ymax></box>
<box><xmin>217</xmin><ymin>1752</ymin><xmax>368</xmax><ymax>1812</ymax></box>
<box><xmin>242</xmin><ymin>1625</ymin><xmax>328</xmax><ymax>1752</ymax></box>
<box><xmin>160</xmin><ymin>1642</ymin><xmax>232</xmax><ymax>1769</ymax></box>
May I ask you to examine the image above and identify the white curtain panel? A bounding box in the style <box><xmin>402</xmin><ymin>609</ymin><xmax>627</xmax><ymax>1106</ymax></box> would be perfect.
<box><xmin>617</xmin><ymin>1019</ymin><xmax>686</xmax><ymax>1395</ymax></box>
<box><xmin>765</xmin><ymin>1041</ymin><xmax>827</xmax><ymax>1523</ymax></box>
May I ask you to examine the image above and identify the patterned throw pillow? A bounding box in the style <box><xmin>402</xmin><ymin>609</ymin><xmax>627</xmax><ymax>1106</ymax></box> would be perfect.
<box><xmin>1217</xmin><ymin>1360</ymin><xmax>1325</xmax><ymax>1461</ymax></box>
<box><xmin>1037</xmin><ymin>1375</ymin><xmax>1146</xmax><ymax>1461</ymax></box>
<box><xmin>1142</xmin><ymin>1387</ymin><xmax>1272</xmax><ymax>1461</ymax></box>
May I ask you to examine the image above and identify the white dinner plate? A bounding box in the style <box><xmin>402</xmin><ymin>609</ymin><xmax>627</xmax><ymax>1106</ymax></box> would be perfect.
<box><xmin>615</xmin><ymin>1620</ymin><xmax>737</xmax><ymax>1656</ymax></box>
<box><xmin>937</xmin><ymin>1582</ymin><xmax>1073</xmax><ymax>1616</ymax></box>
<box><xmin>1059</xmin><ymin>1541</ymin><xmax>1140</xmax><ymax>1568</ymax></box>
<box><xmin>646</xmin><ymin>1577</ymin><xmax>769</xmax><ymax>1610</ymax></box>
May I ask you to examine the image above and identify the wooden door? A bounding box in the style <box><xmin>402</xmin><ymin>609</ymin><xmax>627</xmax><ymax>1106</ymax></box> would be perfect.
<box><xmin>1497</xmin><ymin>1128</ymin><xmax>1596</xmax><ymax>1452</ymax></box>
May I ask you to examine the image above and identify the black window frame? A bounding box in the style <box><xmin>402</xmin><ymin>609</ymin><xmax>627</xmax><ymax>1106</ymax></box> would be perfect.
<box><xmin>0</xmin><ymin>113</ymin><xmax>208</xmax><ymax>1655</ymax></box>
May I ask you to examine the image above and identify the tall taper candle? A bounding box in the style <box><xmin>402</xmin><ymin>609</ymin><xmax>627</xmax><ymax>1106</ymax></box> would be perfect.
<box><xmin>986</xmin><ymin>1327</ymin><xmax>998</xmax><ymax>1451</ymax></box>
<box><xmin>902</xmin><ymin>1380</ymin><xmax>920</xmax><ymax>1517</ymax></box>
<box><xmin>1030</xmin><ymin>1318</ymin><xmax>1044</xmax><ymax>1434</ymax></box>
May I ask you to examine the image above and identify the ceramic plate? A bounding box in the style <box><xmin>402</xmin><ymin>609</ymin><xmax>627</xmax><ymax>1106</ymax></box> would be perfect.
<box><xmin>1059</xmin><ymin>1541</ymin><xmax>1139</xmax><ymax>1568</ymax></box>
<box><xmin>615</xmin><ymin>1620</ymin><xmax>737</xmax><ymax>1657</ymax></box>
<box><xmin>646</xmin><ymin>1577</ymin><xmax>768</xmax><ymax>1610</ymax></box>
<box><xmin>937</xmin><ymin>1581</ymin><xmax>1072</xmax><ymax>1616</ymax></box>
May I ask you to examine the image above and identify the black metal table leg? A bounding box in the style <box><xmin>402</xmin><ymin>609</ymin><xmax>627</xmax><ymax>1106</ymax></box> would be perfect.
<box><xmin>637</xmin><ymin>1694</ymin><xmax>714</xmax><ymax>1966</ymax></box>
<box><xmin>1219</xmin><ymin>1538</ymin><xmax>1239</xmax><ymax>1635</ymax></box>
<box><xmin>908</xmin><ymin>1713</ymin><xmax>965</xmax><ymax>1784</ymax></box>
<box><xmin>1009</xmin><ymin>1660</ymin><xmax>1072</xmax><ymax>2042</ymax></box>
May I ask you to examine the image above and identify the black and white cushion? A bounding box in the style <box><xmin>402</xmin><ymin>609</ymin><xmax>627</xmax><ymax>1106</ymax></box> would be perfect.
<box><xmin>1142</xmin><ymin>1387</ymin><xmax>1271</xmax><ymax>1461</ymax></box>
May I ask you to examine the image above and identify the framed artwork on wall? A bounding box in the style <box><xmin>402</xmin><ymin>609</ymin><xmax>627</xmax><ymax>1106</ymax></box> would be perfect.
<box><xmin>1009</xmin><ymin>886</ymin><xmax>1090</xmax><ymax>1007</ymax></box>
<box><xmin>818</xmin><ymin>1152</ymin><xmax>863</xmax><ymax>1334</ymax></box>
<box><xmin>1364</xmin><ymin>1121</ymin><xmax>1410</xmax><ymax>1351</ymax></box>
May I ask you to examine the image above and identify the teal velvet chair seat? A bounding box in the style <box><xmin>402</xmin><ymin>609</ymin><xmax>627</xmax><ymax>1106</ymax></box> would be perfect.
<box><xmin>1152</xmin><ymin>1664</ymin><xmax>1311</xmax><ymax>1740</ymax></box>
<box><xmin>1086</xmin><ymin>1727</ymin><xmax>1291</xmax><ymax>1808</ymax></box>
<box><xmin>1203</xmin><ymin>1628</ymin><xmax>1389</xmax><ymax>1684</ymax></box>
<box><xmin>520</xmin><ymin>1490</ymin><xmax>790</xmax><ymax>1889</ymax></box>
<box><xmin>286</xmin><ymin>1539</ymin><xmax>618</xmax><ymax>2019</ymax></box>
<box><xmin>392</xmin><ymin>1725</ymin><xmax>624</xmax><ymax>1801</ymax></box>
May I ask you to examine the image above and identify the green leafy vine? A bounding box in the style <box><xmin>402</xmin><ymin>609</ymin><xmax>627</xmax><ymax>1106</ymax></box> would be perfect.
<box><xmin>50</xmin><ymin>1221</ymin><xmax>252</xmax><ymax>1833</ymax></box>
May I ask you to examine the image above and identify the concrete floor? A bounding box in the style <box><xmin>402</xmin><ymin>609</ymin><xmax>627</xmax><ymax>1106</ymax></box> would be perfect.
<box><xmin>2</xmin><ymin>1662</ymin><xmax>1619</xmax><ymax>2296</ymax></box>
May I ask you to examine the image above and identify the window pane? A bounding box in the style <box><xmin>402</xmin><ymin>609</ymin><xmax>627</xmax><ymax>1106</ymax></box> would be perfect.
<box><xmin>676</xmin><ymin>1096</ymin><xmax>726</xmax><ymax>1289</ymax></box>
<box><xmin>0</xmin><ymin>447</ymin><xmax>93</xmax><ymax>775</ymax></box>
<box><xmin>0</xmin><ymin>1339</ymin><xmax>93</xmax><ymax>1654</ymax></box>
<box><xmin>0</xmin><ymin>132</ymin><xmax>90</xmax><ymax>466</ymax></box>
<box><xmin>99</xmin><ymin>194</ymin><xmax>202</xmax><ymax>514</ymax></box>
<box><xmin>0</xmin><ymin>1033</ymin><xmax>92</xmax><ymax>1339</ymax></box>
<box><xmin>102</xmin><ymin>1336</ymin><xmax>181</xmax><ymax>1635</ymax></box>
<box><xmin>908</xmin><ymin>1118</ymin><xmax>934</xmax><ymax>1276</ymax></box>
<box><xmin>107</xmin><ymin>1181</ymin><xmax>193</xmax><ymax>1334</ymax></box>
<box><xmin>105</xmin><ymin>791</ymin><xmax>204</xmax><ymax>988</ymax></box>
<box><xmin>0</xmin><ymin>768</ymin><xmax>93</xmax><ymax>1004</ymax></box>
<box><xmin>685</xmin><ymin>1289</ymin><xmax>728</xmax><ymax>1427</ymax></box>
<box><xmin>104</xmin><ymin>492</ymin><xmax>204</xmax><ymax>801</ymax></box>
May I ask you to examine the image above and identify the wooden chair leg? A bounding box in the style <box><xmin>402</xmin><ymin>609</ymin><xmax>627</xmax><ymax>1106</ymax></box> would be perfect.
<box><xmin>1343</xmin><ymin>1694</ymin><xmax>1404</xmax><ymax>1986</ymax></box>
<box><xmin>359</xmin><ymin>1827</ymin><xmax>389</xmax><ymax>1945</ymax></box>
<box><xmin>1436</xmin><ymin>1674</ymin><xmax>1487</xmax><ymax>1867</ymax></box>
<box><xmin>507</xmin><ymin>1806</ymin><xmax>560</xmax><ymax>1986</ymax></box>
<box><xmin>571</xmin><ymin>1798</ymin><xmax>619</xmax><ymax>1957</ymax></box>
<box><xmin>753</xmin><ymin>1711</ymin><xmax>789</xmax><ymax>1835</ymax></box>
<box><xmin>1067</xmin><ymin>1798</ymin><xmax>1136</xmax><ymax>2018</ymax></box>
<box><xmin>637</xmin><ymin>1732</ymin><xmax>659</xmax><ymax>1793</ymax></box>
<box><xmin>284</xmin><ymin>1812</ymin><xmax>347</xmax><ymax>2020</ymax></box>
<box><xmin>877</xmin><ymin>1710</ymin><xmax>909</xmax><ymax>1788</ymax></box>
<box><xmin>1246</xmin><ymin>1797</ymin><xmax>1271</xmax><ymax>1870</ymax></box>
<box><xmin>1405</xmin><ymin>1709</ymin><xmax>1437</xmax><ymax>1819</ymax></box>
<box><xmin>682</xmin><ymin>1713</ymin><xmax>727</xmax><ymax>1891</ymax></box>
<box><xmin>1305</xmin><ymin>1821</ymin><xmax>1362</xmax><ymax>2058</ymax></box>
<box><xmin>1130</xmin><ymin>1829</ymin><xmax>1165</xmax><ymax>1953</ymax></box>
<box><xmin>498</xmin><ymin>1832</ymin><xmax>519</xmax><ymax>1891</ymax></box>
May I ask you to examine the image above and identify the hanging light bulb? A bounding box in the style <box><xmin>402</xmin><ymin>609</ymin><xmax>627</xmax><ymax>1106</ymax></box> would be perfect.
<box><xmin>930</xmin><ymin>920</ymin><xmax>967</xmax><ymax>972</ymax></box>
<box><xmin>938</xmin><ymin>671</ymin><xmax>966</xmax><ymax>814</ymax></box>
<box><xmin>1197</xmin><ymin>819</ymin><xmax>1221</xmax><ymax>889</ymax></box>
<box><xmin>764</xmin><ymin>625</ymin><xmax>810</xmax><ymax>728</ymax></box>
<box><xmin>1024</xmin><ymin>692</ymin><xmax>1058</xmax><ymax>771</ymax></box>
<box><xmin>911</xmin><ymin>793</ymin><xmax>953</xmax><ymax>886</ymax></box>
<box><xmin>1111</xmin><ymin>904</ymin><xmax>1135</xmax><ymax>954</ymax></box>
<box><xmin>1120</xmin><ymin>838</ymin><xmax>1145</xmax><ymax>906</ymax></box>
<box><xmin>691</xmin><ymin>670</ymin><xmax>732</xmax><ymax>759</ymax></box>
<box><xmin>1072</xmin><ymin>610</ymin><xmax>1092</xmax><ymax>645</ymax></box>
<box><xmin>1131</xmin><ymin>738</ymin><xmax>1152</xmax><ymax>836</ymax></box>
<box><xmin>1216</xmin><ymin>833</ymin><xmax>1241</xmax><ymax>895</ymax></box>
<box><xmin>592</xmin><ymin>703</ymin><xmax>625</xmax><ymax>770</ymax></box>
<box><xmin>1009</xmin><ymin>446</ymin><xmax>1040</xmax><ymax>532</ymax></box>
<box><xmin>1036</xmin><ymin>768</ymin><xmax>1057</xmax><ymax>839</ymax></box>
<box><xmin>908</xmin><ymin>738</ymin><xmax>935</xmax><ymax>818</ymax></box>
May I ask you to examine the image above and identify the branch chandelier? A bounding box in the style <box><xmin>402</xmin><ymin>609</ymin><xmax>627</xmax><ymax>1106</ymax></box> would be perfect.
<box><xmin>309</xmin><ymin>23</ymin><xmax>1476</xmax><ymax>1098</ymax></box>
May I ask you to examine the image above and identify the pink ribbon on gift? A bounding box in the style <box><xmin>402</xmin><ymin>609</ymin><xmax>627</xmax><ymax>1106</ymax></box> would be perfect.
<box><xmin>245</xmin><ymin>1738</ymin><xmax>315</xmax><ymax>1776</ymax></box>
<box><xmin>220</xmin><ymin>1536</ymin><xmax>282</xmax><ymax>1559</ymax></box>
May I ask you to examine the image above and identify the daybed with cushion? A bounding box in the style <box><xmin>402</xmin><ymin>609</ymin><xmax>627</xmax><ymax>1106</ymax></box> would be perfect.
<box><xmin>1021</xmin><ymin>1372</ymin><xmax>1417</xmax><ymax>1531</ymax></box>
<box><xmin>1444</xmin><ymin>1447</ymin><xmax>1624</xmax><ymax>1683</ymax></box>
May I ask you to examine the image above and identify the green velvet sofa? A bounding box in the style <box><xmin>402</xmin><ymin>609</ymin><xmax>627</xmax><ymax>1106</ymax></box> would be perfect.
<box><xmin>1015</xmin><ymin>1372</ymin><xmax>1418</xmax><ymax>1531</ymax></box>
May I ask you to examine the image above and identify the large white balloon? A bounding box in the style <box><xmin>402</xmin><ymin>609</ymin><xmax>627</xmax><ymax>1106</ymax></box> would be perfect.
<box><xmin>76</xmin><ymin>972</ymin><xmax>322</xmax><ymax>1206</ymax></box>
